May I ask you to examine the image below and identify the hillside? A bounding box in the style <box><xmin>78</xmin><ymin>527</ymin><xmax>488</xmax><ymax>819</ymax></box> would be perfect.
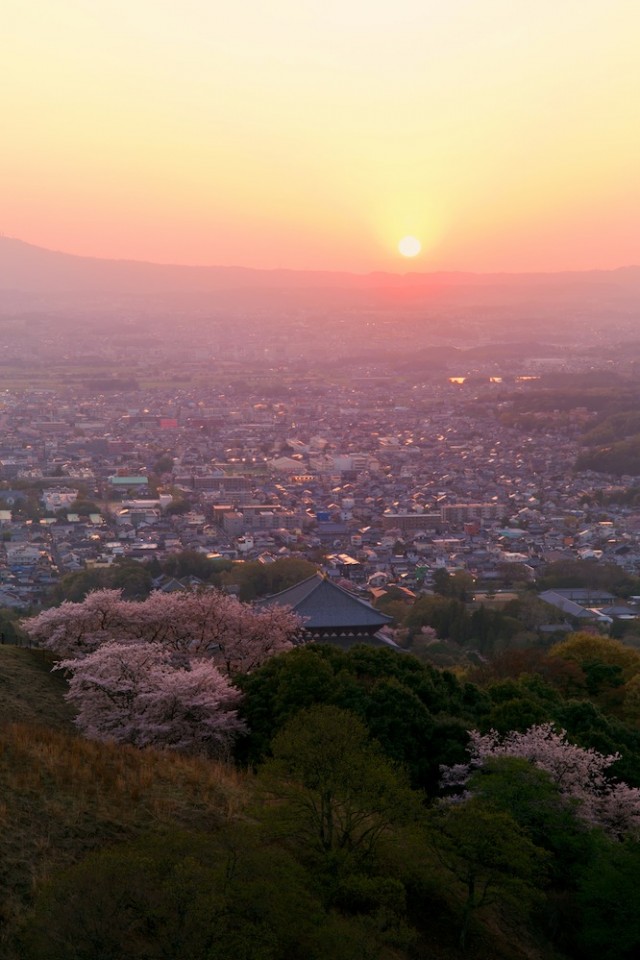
<box><xmin>3</xmin><ymin>638</ymin><xmax>638</xmax><ymax>960</ymax></box>
<box><xmin>0</xmin><ymin>647</ymin><xmax>75</xmax><ymax>730</ymax></box>
<box><xmin>0</xmin><ymin>724</ymin><xmax>245</xmax><ymax>956</ymax></box>
<box><xmin>0</xmin><ymin>647</ymin><xmax>246</xmax><ymax>957</ymax></box>
<box><xmin>0</xmin><ymin>643</ymin><xmax>557</xmax><ymax>960</ymax></box>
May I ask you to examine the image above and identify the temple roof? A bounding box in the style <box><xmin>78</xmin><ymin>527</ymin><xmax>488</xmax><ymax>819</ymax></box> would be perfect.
<box><xmin>255</xmin><ymin>574</ymin><xmax>393</xmax><ymax>630</ymax></box>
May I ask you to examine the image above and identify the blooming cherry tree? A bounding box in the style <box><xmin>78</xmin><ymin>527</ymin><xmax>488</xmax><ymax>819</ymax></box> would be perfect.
<box><xmin>23</xmin><ymin>588</ymin><xmax>301</xmax><ymax>673</ymax></box>
<box><xmin>441</xmin><ymin>723</ymin><xmax>640</xmax><ymax>838</ymax></box>
<box><xmin>23</xmin><ymin>587</ymin><xmax>302</xmax><ymax>754</ymax></box>
<box><xmin>22</xmin><ymin>590</ymin><xmax>132</xmax><ymax>658</ymax></box>
<box><xmin>59</xmin><ymin>641</ymin><xmax>245</xmax><ymax>757</ymax></box>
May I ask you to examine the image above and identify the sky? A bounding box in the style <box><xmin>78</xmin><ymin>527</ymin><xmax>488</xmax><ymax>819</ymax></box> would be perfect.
<box><xmin>3</xmin><ymin>0</ymin><xmax>639</xmax><ymax>273</ymax></box>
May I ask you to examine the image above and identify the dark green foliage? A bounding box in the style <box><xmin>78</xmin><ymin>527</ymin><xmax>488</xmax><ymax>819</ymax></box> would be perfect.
<box><xmin>17</xmin><ymin>828</ymin><xmax>335</xmax><ymax>960</ymax></box>
<box><xmin>404</xmin><ymin>594</ymin><xmax>471</xmax><ymax>642</ymax></box>
<box><xmin>67</xmin><ymin>499</ymin><xmax>100</xmax><ymax>515</ymax></box>
<box><xmin>152</xmin><ymin>453</ymin><xmax>174</xmax><ymax>474</ymax></box>
<box><xmin>403</xmin><ymin>594</ymin><xmax>523</xmax><ymax>653</ymax></box>
<box><xmin>164</xmin><ymin>498</ymin><xmax>192</xmax><ymax>515</ymax></box>
<box><xmin>581</xmin><ymin>659</ymin><xmax>625</xmax><ymax>697</ymax></box>
<box><xmin>556</xmin><ymin>699</ymin><xmax>640</xmax><ymax>787</ymax></box>
<box><xmin>255</xmin><ymin>706</ymin><xmax>420</xmax><ymax>953</ymax></box>
<box><xmin>0</xmin><ymin>608</ymin><xmax>25</xmax><ymax>645</ymax></box>
<box><xmin>361</xmin><ymin>678</ymin><xmax>436</xmax><ymax>788</ymax></box>
<box><xmin>469</xmin><ymin>605</ymin><xmax>521</xmax><ymax>654</ymax></box>
<box><xmin>427</xmin><ymin>797</ymin><xmax>549</xmax><ymax>949</ymax></box>
<box><xmin>575</xmin><ymin>837</ymin><xmax>640</xmax><ymax>960</ymax></box>
<box><xmin>258</xmin><ymin>706</ymin><xmax>419</xmax><ymax>866</ymax></box>
<box><xmin>237</xmin><ymin>645</ymin><xmax>480</xmax><ymax>792</ymax></box>
<box><xmin>467</xmin><ymin>758</ymin><xmax>595</xmax><ymax>882</ymax></box>
<box><xmin>576</xmin><ymin>434</ymin><xmax>640</xmax><ymax>475</ymax></box>
<box><xmin>582</xmin><ymin>410</ymin><xmax>640</xmax><ymax>447</ymax></box>
<box><xmin>108</xmin><ymin>560</ymin><xmax>154</xmax><ymax>598</ymax></box>
<box><xmin>592</xmin><ymin>484</ymin><xmax>640</xmax><ymax>508</ymax></box>
<box><xmin>485</xmin><ymin>696</ymin><xmax>550</xmax><ymax>733</ymax></box>
<box><xmin>431</xmin><ymin>568</ymin><xmax>475</xmax><ymax>601</ymax></box>
<box><xmin>331</xmin><ymin>874</ymin><xmax>417</xmax><ymax>952</ymax></box>
<box><xmin>482</xmin><ymin>676</ymin><xmax>560</xmax><ymax>734</ymax></box>
<box><xmin>502</xmin><ymin>593</ymin><xmax>568</xmax><ymax>630</ymax></box>
<box><xmin>537</xmin><ymin>559</ymin><xmax>640</xmax><ymax>597</ymax></box>
<box><xmin>504</xmin><ymin>384</ymin><xmax>640</xmax><ymax>418</ymax></box>
<box><xmin>465</xmin><ymin>758</ymin><xmax>604</xmax><ymax>952</ymax></box>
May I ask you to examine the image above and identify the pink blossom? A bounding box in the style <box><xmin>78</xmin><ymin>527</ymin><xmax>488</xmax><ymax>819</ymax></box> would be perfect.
<box><xmin>441</xmin><ymin>723</ymin><xmax>640</xmax><ymax>838</ymax></box>
<box><xmin>21</xmin><ymin>590</ymin><xmax>131</xmax><ymax>657</ymax></box>
<box><xmin>23</xmin><ymin>588</ymin><xmax>302</xmax><ymax>673</ymax></box>
<box><xmin>59</xmin><ymin>641</ymin><xmax>245</xmax><ymax>757</ymax></box>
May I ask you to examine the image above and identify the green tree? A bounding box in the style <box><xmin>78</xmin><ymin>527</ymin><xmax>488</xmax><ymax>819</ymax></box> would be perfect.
<box><xmin>152</xmin><ymin>453</ymin><xmax>174</xmax><ymax>475</ymax></box>
<box><xmin>162</xmin><ymin>550</ymin><xmax>233</xmax><ymax>584</ymax></box>
<box><xmin>427</xmin><ymin>798</ymin><xmax>548</xmax><ymax>949</ymax></box>
<box><xmin>18</xmin><ymin>828</ymin><xmax>331</xmax><ymax>960</ymax></box>
<box><xmin>467</xmin><ymin>757</ymin><xmax>595</xmax><ymax>881</ymax></box>
<box><xmin>0</xmin><ymin>607</ymin><xmax>27</xmax><ymax>644</ymax></box>
<box><xmin>51</xmin><ymin>560</ymin><xmax>152</xmax><ymax>603</ymax></box>
<box><xmin>108</xmin><ymin>560</ymin><xmax>153</xmax><ymax>599</ymax></box>
<box><xmin>404</xmin><ymin>595</ymin><xmax>471</xmax><ymax>643</ymax></box>
<box><xmin>238</xmin><ymin>645</ymin><xmax>481</xmax><ymax>792</ymax></box>
<box><xmin>258</xmin><ymin>706</ymin><xmax>419</xmax><ymax>870</ymax></box>
<box><xmin>164</xmin><ymin>498</ymin><xmax>192</xmax><ymax>516</ymax></box>
<box><xmin>539</xmin><ymin>560</ymin><xmax>640</xmax><ymax>598</ymax></box>
<box><xmin>432</xmin><ymin>569</ymin><xmax>475</xmax><ymax>601</ymax></box>
<box><xmin>576</xmin><ymin>836</ymin><xmax>640</xmax><ymax>960</ymax></box>
<box><xmin>68</xmin><ymin>500</ymin><xmax>100</xmax><ymax>516</ymax></box>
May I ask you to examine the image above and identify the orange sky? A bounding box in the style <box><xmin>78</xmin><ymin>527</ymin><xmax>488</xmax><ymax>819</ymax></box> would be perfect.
<box><xmin>3</xmin><ymin>1</ymin><xmax>639</xmax><ymax>272</ymax></box>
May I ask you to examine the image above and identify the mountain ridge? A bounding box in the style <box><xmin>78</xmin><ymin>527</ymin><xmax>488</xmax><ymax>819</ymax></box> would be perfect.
<box><xmin>2</xmin><ymin>235</ymin><xmax>639</xmax><ymax>313</ymax></box>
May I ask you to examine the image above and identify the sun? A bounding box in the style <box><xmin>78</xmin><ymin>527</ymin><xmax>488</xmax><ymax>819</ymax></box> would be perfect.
<box><xmin>398</xmin><ymin>236</ymin><xmax>421</xmax><ymax>258</ymax></box>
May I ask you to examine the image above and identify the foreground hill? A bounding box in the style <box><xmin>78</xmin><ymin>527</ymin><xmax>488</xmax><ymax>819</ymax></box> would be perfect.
<box><xmin>0</xmin><ymin>644</ymin><xmax>558</xmax><ymax>960</ymax></box>
<box><xmin>0</xmin><ymin>723</ymin><xmax>244</xmax><ymax>956</ymax></box>
<box><xmin>0</xmin><ymin>647</ymin><xmax>74</xmax><ymax>730</ymax></box>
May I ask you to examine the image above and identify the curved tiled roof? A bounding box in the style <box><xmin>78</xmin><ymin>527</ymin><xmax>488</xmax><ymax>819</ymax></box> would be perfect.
<box><xmin>255</xmin><ymin>574</ymin><xmax>393</xmax><ymax>629</ymax></box>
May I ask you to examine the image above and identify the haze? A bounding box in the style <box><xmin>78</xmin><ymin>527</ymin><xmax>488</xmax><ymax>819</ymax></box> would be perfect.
<box><xmin>4</xmin><ymin>0</ymin><xmax>640</xmax><ymax>273</ymax></box>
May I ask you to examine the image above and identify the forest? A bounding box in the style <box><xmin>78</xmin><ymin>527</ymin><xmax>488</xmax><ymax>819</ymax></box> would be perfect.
<box><xmin>1</xmin><ymin>587</ymin><xmax>640</xmax><ymax>960</ymax></box>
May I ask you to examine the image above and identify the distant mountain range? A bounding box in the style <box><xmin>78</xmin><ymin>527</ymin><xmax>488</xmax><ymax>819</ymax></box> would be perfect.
<box><xmin>1</xmin><ymin>235</ymin><xmax>639</xmax><ymax>314</ymax></box>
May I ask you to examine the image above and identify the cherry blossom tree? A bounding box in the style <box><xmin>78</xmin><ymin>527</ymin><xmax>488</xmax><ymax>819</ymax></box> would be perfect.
<box><xmin>440</xmin><ymin>723</ymin><xmax>640</xmax><ymax>838</ymax></box>
<box><xmin>23</xmin><ymin>588</ymin><xmax>301</xmax><ymax>754</ymax></box>
<box><xmin>22</xmin><ymin>588</ymin><xmax>301</xmax><ymax>673</ymax></box>
<box><xmin>58</xmin><ymin>641</ymin><xmax>245</xmax><ymax>756</ymax></box>
<box><xmin>137</xmin><ymin>590</ymin><xmax>302</xmax><ymax>673</ymax></box>
<box><xmin>21</xmin><ymin>590</ymin><xmax>131</xmax><ymax>658</ymax></box>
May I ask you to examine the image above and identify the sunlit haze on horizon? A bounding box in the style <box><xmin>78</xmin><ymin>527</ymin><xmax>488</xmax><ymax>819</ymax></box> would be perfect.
<box><xmin>3</xmin><ymin>0</ymin><xmax>639</xmax><ymax>273</ymax></box>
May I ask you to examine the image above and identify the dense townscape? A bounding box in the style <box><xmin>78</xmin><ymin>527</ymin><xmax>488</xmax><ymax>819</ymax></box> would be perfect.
<box><xmin>2</xmin><ymin>356</ymin><xmax>640</xmax><ymax>636</ymax></box>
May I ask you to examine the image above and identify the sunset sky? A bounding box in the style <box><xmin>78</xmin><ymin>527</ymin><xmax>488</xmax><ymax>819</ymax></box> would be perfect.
<box><xmin>3</xmin><ymin>0</ymin><xmax>639</xmax><ymax>273</ymax></box>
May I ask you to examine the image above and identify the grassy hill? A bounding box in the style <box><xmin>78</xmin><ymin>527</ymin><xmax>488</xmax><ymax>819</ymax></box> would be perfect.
<box><xmin>0</xmin><ymin>647</ymin><xmax>245</xmax><ymax>957</ymax></box>
<box><xmin>0</xmin><ymin>646</ymin><xmax>566</xmax><ymax>960</ymax></box>
<box><xmin>0</xmin><ymin>646</ymin><xmax>75</xmax><ymax>730</ymax></box>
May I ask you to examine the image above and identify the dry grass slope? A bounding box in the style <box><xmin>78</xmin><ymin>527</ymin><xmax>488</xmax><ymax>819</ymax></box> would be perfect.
<box><xmin>0</xmin><ymin>724</ymin><xmax>246</xmax><ymax>948</ymax></box>
<box><xmin>0</xmin><ymin>647</ymin><xmax>75</xmax><ymax>730</ymax></box>
<box><xmin>0</xmin><ymin>647</ymin><xmax>246</xmax><ymax>953</ymax></box>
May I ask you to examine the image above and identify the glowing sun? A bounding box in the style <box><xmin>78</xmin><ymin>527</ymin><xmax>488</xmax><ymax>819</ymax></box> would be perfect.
<box><xmin>398</xmin><ymin>235</ymin><xmax>421</xmax><ymax>257</ymax></box>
